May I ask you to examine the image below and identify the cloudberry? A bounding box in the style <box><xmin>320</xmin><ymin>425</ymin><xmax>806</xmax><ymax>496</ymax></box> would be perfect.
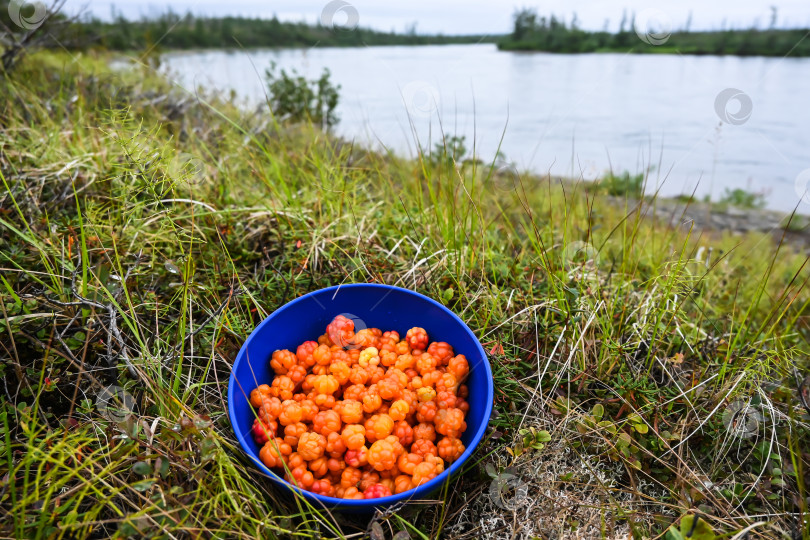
<box><xmin>437</xmin><ymin>437</ymin><xmax>466</xmax><ymax>462</ymax></box>
<box><xmin>369</xmin><ymin>367</ymin><xmax>386</xmax><ymax>384</ymax></box>
<box><xmin>436</xmin><ymin>390</ymin><xmax>457</xmax><ymax>410</ymax></box>
<box><xmin>311</xmin><ymin>478</ymin><xmax>334</xmax><ymax>496</ymax></box>
<box><xmin>297</xmin><ymin>432</ymin><xmax>326</xmax><ymax>461</ymax></box>
<box><xmin>327</xmin><ymin>457</ymin><xmax>344</xmax><ymax>474</ymax></box>
<box><xmin>252</xmin><ymin>418</ymin><xmax>275</xmax><ymax>445</ymax></box>
<box><xmin>341</xmin><ymin>486</ymin><xmax>364</xmax><ymax>499</ymax></box>
<box><xmin>447</xmin><ymin>354</ymin><xmax>469</xmax><ymax>380</ymax></box>
<box><xmin>392</xmin><ymin>420</ymin><xmax>414</xmax><ymax>447</ymax></box>
<box><xmin>412</xmin><ymin>423</ymin><xmax>437</xmax><ymax>442</ymax></box>
<box><xmin>416</xmin><ymin>386</ymin><xmax>437</xmax><ymax>403</ymax></box>
<box><xmin>358</xmin><ymin>347</ymin><xmax>380</xmax><ymax>368</ymax></box>
<box><xmin>299</xmin><ymin>400</ymin><xmax>319</xmax><ymax>422</ymax></box>
<box><xmin>394</xmin><ymin>474</ymin><xmax>414</xmax><ymax>494</ymax></box>
<box><xmin>326</xmin><ymin>314</ymin><xmax>357</xmax><ymax>349</ymax></box>
<box><xmin>394</xmin><ymin>354</ymin><xmax>415</xmax><ymax>371</ymax></box>
<box><xmin>288</xmin><ymin>465</ymin><xmax>315</xmax><ymax>488</ymax></box>
<box><xmin>416</xmin><ymin>401</ymin><xmax>438</xmax><ymax>423</ymax></box>
<box><xmin>435</xmin><ymin>373</ymin><xmax>457</xmax><ymax>393</ymax></box>
<box><xmin>406</xmin><ymin>327</ymin><xmax>429</xmax><ymax>350</ymax></box>
<box><xmin>283</xmin><ymin>422</ymin><xmax>307</xmax><ymax>447</ymax></box>
<box><xmin>334</xmin><ymin>399</ymin><xmax>364</xmax><ymax>424</ymax></box>
<box><xmin>313</xmin><ymin>374</ymin><xmax>339</xmax><ymax>395</ymax></box>
<box><xmin>250</xmin><ymin>384</ymin><xmax>272</xmax><ymax>407</ymax></box>
<box><xmin>395</xmin><ymin>340</ymin><xmax>410</xmax><ymax>355</ymax></box>
<box><xmin>362</xmin><ymin>391</ymin><xmax>382</xmax><ymax>413</ymax></box>
<box><xmin>309</xmin><ymin>456</ymin><xmax>329</xmax><ymax>478</ymax></box>
<box><xmin>313</xmin><ymin>344</ymin><xmax>332</xmax><ymax>366</ymax></box>
<box><xmin>348</xmin><ymin>365</ymin><xmax>370</xmax><ymax>385</ymax></box>
<box><xmin>344</xmin><ymin>445</ymin><xmax>369</xmax><ymax>468</ymax></box>
<box><xmin>259</xmin><ymin>438</ymin><xmax>291</xmax><ymax>468</ymax></box>
<box><xmin>325</xmin><ymin>432</ymin><xmax>347</xmax><ymax>458</ymax></box>
<box><xmin>389</xmin><ymin>400</ymin><xmax>409</xmax><ymax>421</ymax></box>
<box><xmin>259</xmin><ymin>397</ymin><xmax>282</xmax><ymax>425</ymax></box>
<box><xmin>363</xmin><ymin>483</ymin><xmax>392</xmax><ymax>499</ymax></box>
<box><xmin>397</xmin><ymin>452</ymin><xmax>423</xmax><ymax>475</ymax></box>
<box><xmin>278</xmin><ymin>401</ymin><xmax>303</xmax><ymax>426</ymax></box>
<box><xmin>287</xmin><ymin>452</ymin><xmax>305</xmax><ymax>470</ymax></box>
<box><xmin>296</xmin><ymin>340</ymin><xmax>318</xmax><ymax>367</ymax></box>
<box><xmin>359</xmin><ymin>470</ymin><xmax>381</xmax><ymax>491</ymax></box>
<box><xmin>341</xmin><ymin>424</ymin><xmax>366</xmax><ymax>450</ymax></box>
<box><xmin>287</xmin><ymin>365</ymin><xmax>307</xmax><ymax>384</ymax></box>
<box><xmin>329</xmin><ymin>361</ymin><xmax>351</xmax><ymax>385</ymax></box>
<box><xmin>412</xmin><ymin>459</ymin><xmax>442</xmax><ymax>487</ymax></box>
<box><xmin>364</xmin><ymin>414</ymin><xmax>394</xmax><ymax>442</ymax></box>
<box><xmin>410</xmin><ymin>438</ymin><xmax>438</xmax><ymax>457</ymax></box>
<box><xmin>312</xmin><ymin>410</ymin><xmax>342</xmax><ymax>435</ymax></box>
<box><xmin>415</xmin><ymin>354</ymin><xmax>437</xmax><ymax>375</ymax></box>
<box><xmin>270</xmin><ymin>349</ymin><xmax>297</xmax><ymax>375</ymax></box>
<box><xmin>380</xmin><ymin>350</ymin><xmax>398</xmax><ymax>367</ymax></box>
<box><xmin>377</xmin><ymin>378</ymin><xmax>402</xmax><ymax>401</ymax></box>
<box><xmin>368</xmin><ymin>439</ymin><xmax>399</xmax><ymax>471</ymax></box>
<box><xmin>270</xmin><ymin>376</ymin><xmax>295</xmax><ymax>401</ymax></box>
<box><xmin>340</xmin><ymin>466</ymin><xmax>362</xmax><ymax>488</ymax></box>
<box><xmin>435</xmin><ymin>408</ymin><xmax>466</xmax><ymax>438</ymax></box>
<box><xmin>342</xmin><ymin>383</ymin><xmax>366</xmax><ymax>401</ymax></box>
<box><xmin>427</xmin><ymin>341</ymin><xmax>454</xmax><ymax>365</ymax></box>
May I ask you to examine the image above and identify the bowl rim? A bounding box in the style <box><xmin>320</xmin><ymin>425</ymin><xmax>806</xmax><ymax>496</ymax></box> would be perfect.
<box><xmin>227</xmin><ymin>283</ymin><xmax>494</xmax><ymax>509</ymax></box>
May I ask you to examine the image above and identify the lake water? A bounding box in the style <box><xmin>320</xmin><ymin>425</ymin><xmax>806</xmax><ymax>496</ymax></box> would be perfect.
<box><xmin>162</xmin><ymin>44</ymin><xmax>810</xmax><ymax>212</ymax></box>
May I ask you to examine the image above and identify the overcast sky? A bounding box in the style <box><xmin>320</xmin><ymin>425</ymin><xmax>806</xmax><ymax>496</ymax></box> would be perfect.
<box><xmin>62</xmin><ymin>0</ymin><xmax>810</xmax><ymax>34</ymax></box>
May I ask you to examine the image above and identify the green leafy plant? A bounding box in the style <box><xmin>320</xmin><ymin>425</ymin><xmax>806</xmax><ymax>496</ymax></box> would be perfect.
<box><xmin>265</xmin><ymin>62</ymin><xmax>340</xmax><ymax>128</ymax></box>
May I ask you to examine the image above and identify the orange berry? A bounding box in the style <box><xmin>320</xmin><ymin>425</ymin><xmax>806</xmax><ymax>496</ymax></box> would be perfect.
<box><xmin>287</xmin><ymin>365</ymin><xmax>307</xmax><ymax>385</ymax></box>
<box><xmin>335</xmin><ymin>399</ymin><xmax>364</xmax><ymax>424</ymax></box>
<box><xmin>415</xmin><ymin>353</ymin><xmax>437</xmax><ymax>376</ymax></box>
<box><xmin>416</xmin><ymin>401</ymin><xmax>438</xmax><ymax>423</ymax></box>
<box><xmin>309</xmin><ymin>456</ymin><xmax>329</xmax><ymax>478</ymax></box>
<box><xmin>435</xmin><ymin>408</ymin><xmax>466</xmax><ymax>438</ymax></box>
<box><xmin>329</xmin><ymin>361</ymin><xmax>351</xmax><ymax>385</ymax></box>
<box><xmin>327</xmin><ymin>457</ymin><xmax>344</xmax><ymax>474</ymax></box>
<box><xmin>412</xmin><ymin>459</ymin><xmax>443</xmax><ymax>486</ymax></box>
<box><xmin>250</xmin><ymin>384</ymin><xmax>271</xmax><ymax>407</ymax></box>
<box><xmin>413</xmin><ymin>423</ymin><xmax>437</xmax><ymax>442</ymax></box>
<box><xmin>380</xmin><ymin>350</ymin><xmax>398</xmax><ymax>367</ymax></box>
<box><xmin>296</xmin><ymin>340</ymin><xmax>318</xmax><ymax>367</ymax></box>
<box><xmin>428</xmin><ymin>341</ymin><xmax>454</xmax><ymax>365</ymax></box>
<box><xmin>341</xmin><ymin>424</ymin><xmax>366</xmax><ymax>450</ymax></box>
<box><xmin>300</xmin><ymin>400</ymin><xmax>319</xmax><ymax>422</ymax></box>
<box><xmin>447</xmin><ymin>354</ymin><xmax>469</xmax><ymax>380</ymax></box>
<box><xmin>287</xmin><ymin>465</ymin><xmax>315</xmax><ymax>488</ymax></box>
<box><xmin>325</xmin><ymin>431</ymin><xmax>347</xmax><ymax>458</ymax></box>
<box><xmin>389</xmin><ymin>400</ymin><xmax>409</xmax><ymax>421</ymax></box>
<box><xmin>436</xmin><ymin>390</ymin><xmax>457</xmax><ymax>410</ymax></box>
<box><xmin>395</xmin><ymin>340</ymin><xmax>410</xmax><ymax>355</ymax></box>
<box><xmin>362</xmin><ymin>391</ymin><xmax>382</xmax><ymax>414</ymax></box>
<box><xmin>313</xmin><ymin>344</ymin><xmax>332</xmax><ymax>366</ymax></box>
<box><xmin>358</xmin><ymin>347</ymin><xmax>380</xmax><ymax>368</ymax></box>
<box><xmin>416</xmin><ymin>386</ymin><xmax>437</xmax><ymax>403</ymax></box>
<box><xmin>397</xmin><ymin>452</ymin><xmax>423</xmax><ymax>475</ymax></box>
<box><xmin>348</xmin><ymin>365</ymin><xmax>370</xmax><ymax>385</ymax></box>
<box><xmin>270</xmin><ymin>376</ymin><xmax>295</xmax><ymax>401</ymax></box>
<box><xmin>313</xmin><ymin>374</ymin><xmax>339</xmax><ymax>395</ymax></box>
<box><xmin>394</xmin><ymin>474</ymin><xmax>414</xmax><ymax>494</ymax></box>
<box><xmin>251</xmin><ymin>418</ymin><xmax>275</xmax><ymax>445</ymax></box>
<box><xmin>437</xmin><ymin>437</ymin><xmax>466</xmax><ymax>463</ymax></box>
<box><xmin>283</xmin><ymin>422</ymin><xmax>307</xmax><ymax>447</ymax></box>
<box><xmin>297</xmin><ymin>432</ymin><xmax>326</xmax><ymax>461</ymax></box>
<box><xmin>359</xmin><ymin>470</ymin><xmax>381</xmax><ymax>491</ymax></box>
<box><xmin>278</xmin><ymin>400</ymin><xmax>303</xmax><ymax>426</ymax></box>
<box><xmin>368</xmin><ymin>439</ymin><xmax>400</xmax><ymax>471</ymax></box>
<box><xmin>406</xmin><ymin>327</ymin><xmax>429</xmax><ymax>350</ymax></box>
<box><xmin>342</xmin><ymin>384</ymin><xmax>366</xmax><ymax>401</ymax></box>
<box><xmin>270</xmin><ymin>349</ymin><xmax>297</xmax><ymax>375</ymax></box>
<box><xmin>377</xmin><ymin>378</ymin><xmax>401</xmax><ymax>401</ymax></box>
<box><xmin>410</xmin><ymin>438</ymin><xmax>438</xmax><ymax>458</ymax></box>
<box><xmin>259</xmin><ymin>438</ymin><xmax>291</xmax><ymax>468</ymax></box>
<box><xmin>364</xmin><ymin>414</ymin><xmax>394</xmax><ymax>443</ymax></box>
<box><xmin>342</xmin><ymin>486</ymin><xmax>364</xmax><ymax>499</ymax></box>
<box><xmin>340</xmin><ymin>466</ymin><xmax>362</xmax><ymax>488</ymax></box>
<box><xmin>392</xmin><ymin>420</ymin><xmax>414</xmax><ymax>447</ymax></box>
<box><xmin>312</xmin><ymin>410</ymin><xmax>342</xmax><ymax>436</ymax></box>
<box><xmin>394</xmin><ymin>354</ymin><xmax>415</xmax><ymax>371</ymax></box>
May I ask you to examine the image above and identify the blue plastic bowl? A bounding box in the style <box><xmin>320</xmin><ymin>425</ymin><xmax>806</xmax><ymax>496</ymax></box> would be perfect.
<box><xmin>228</xmin><ymin>283</ymin><xmax>493</xmax><ymax>510</ymax></box>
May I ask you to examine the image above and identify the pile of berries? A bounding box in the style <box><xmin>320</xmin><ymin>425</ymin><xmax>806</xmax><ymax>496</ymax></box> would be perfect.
<box><xmin>249</xmin><ymin>315</ymin><xmax>470</xmax><ymax>499</ymax></box>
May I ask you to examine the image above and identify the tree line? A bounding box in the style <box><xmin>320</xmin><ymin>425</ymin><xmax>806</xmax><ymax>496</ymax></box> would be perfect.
<box><xmin>499</xmin><ymin>8</ymin><xmax>810</xmax><ymax>57</ymax></box>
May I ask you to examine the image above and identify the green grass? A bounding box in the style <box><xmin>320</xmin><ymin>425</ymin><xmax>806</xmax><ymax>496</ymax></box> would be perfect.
<box><xmin>1</xmin><ymin>51</ymin><xmax>809</xmax><ymax>539</ymax></box>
